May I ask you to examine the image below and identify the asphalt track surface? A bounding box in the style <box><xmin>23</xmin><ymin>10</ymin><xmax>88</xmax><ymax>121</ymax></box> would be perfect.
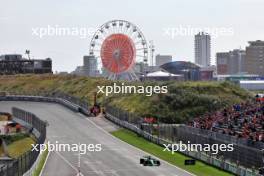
<box><xmin>0</xmin><ymin>101</ymin><xmax>194</xmax><ymax>176</ymax></box>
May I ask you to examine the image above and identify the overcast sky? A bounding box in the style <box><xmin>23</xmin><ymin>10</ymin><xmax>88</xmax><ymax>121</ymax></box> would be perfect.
<box><xmin>0</xmin><ymin>0</ymin><xmax>263</xmax><ymax>72</ymax></box>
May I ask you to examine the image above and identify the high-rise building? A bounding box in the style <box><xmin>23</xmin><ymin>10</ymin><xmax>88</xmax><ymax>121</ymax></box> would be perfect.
<box><xmin>83</xmin><ymin>55</ymin><xmax>98</xmax><ymax>77</ymax></box>
<box><xmin>231</xmin><ymin>49</ymin><xmax>246</xmax><ymax>74</ymax></box>
<box><xmin>195</xmin><ymin>32</ymin><xmax>211</xmax><ymax>67</ymax></box>
<box><xmin>216</xmin><ymin>52</ymin><xmax>229</xmax><ymax>75</ymax></box>
<box><xmin>216</xmin><ymin>49</ymin><xmax>245</xmax><ymax>75</ymax></box>
<box><xmin>155</xmin><ymin>54</ymin><xmax>172</xmax><ymax>66</ymax></box>
<box><xmin>245</xmin><ymin>40</ymin><xmax>264</xmax><ymax>76</ymax></box>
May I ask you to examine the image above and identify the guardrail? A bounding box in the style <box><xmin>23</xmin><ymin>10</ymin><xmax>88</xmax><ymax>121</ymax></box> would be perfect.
<box><xmin>105</xmin><ymin>106</ymin><xmax>262</xmax><ymax>176</ymax></box>
<box><xmin>0</xmin><ymin>95</ymin><xmax>90</xmax><ymax>116</ymax></box>
<box><xmin>0</xmin><ymin>108</ymin><xmax>46</xmax><ymax>176</ymax></box>
<box><xmin>5</xmin><ymin>91</ymin><xmax>89</xmax><ymax>112</ymax></box>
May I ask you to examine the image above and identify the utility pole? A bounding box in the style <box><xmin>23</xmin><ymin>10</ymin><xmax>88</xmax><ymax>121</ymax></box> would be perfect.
<box><xmin>149</xmin><ymin>40</ymin><xmax>155</xmax><ymax>67</ymax></box>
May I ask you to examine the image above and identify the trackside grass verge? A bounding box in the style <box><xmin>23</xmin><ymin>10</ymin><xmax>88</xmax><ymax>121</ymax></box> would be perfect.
<box><xmin>111</xmin><ymin>129</ymin><xmax>234</xmax><ymax>176</ymax></box>
<box><xmin>8</xmin><ymin>137</ymin><xmax>35</xmax><ymax>158</ymax></box>
<box><xmin>32</xmin><ymin>147</ymin><xmax>49</xmax><ymax>176</ymax></box>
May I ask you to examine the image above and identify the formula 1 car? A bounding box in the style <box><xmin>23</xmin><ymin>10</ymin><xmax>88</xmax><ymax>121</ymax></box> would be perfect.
<box><xmin>140</xmin><ymin>156</ymin><xmax>161</xmax><ymax>166</ymax></box>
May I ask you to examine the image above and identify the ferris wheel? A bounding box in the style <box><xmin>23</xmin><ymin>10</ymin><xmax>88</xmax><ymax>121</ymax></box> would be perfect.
<box><xmin>89</xmin><ymin>20</ymin><xmax>148</xmax><ymax>81</ymax></box>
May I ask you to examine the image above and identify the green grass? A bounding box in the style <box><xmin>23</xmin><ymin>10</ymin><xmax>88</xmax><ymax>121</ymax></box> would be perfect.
<box><xmin>32</xmin><ymin>146</ymin><xmax>49</xmax><ymax>176</ymax></box>
<box><xmin>7</xmin><ymin>137</ymin><xmax>35</xmax><ymax>158</ymax></box>
<box><xmin>1</xmin><ymin>133</ymin><xmax>30</xmax><ymax>145</ymax></box>
<box><xmin>111</xmin><ymin>129</ymin><xmax>234</xmax><ymax>176</ymax></box>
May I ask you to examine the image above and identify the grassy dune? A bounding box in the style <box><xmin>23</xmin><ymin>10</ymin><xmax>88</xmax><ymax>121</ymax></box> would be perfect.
<box><xmin>0</xmin><ymin>74</ymin><xmax>252</xmax><ymax>123</ymax></box>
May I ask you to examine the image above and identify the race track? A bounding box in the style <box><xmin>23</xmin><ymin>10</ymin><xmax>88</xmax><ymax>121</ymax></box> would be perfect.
<box><xmin>0</xmin><ymin>101</ymin><xmax>194</xmax><ymax>176</ymax></box>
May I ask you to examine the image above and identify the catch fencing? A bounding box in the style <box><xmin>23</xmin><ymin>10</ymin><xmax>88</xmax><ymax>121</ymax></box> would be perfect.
<box><xmin>0</xmin><ymin>108</ymin><xmax>47</xmax><ymax>176</ymax></box>
<box><xmin>0</xmin><ymin>92</ymin><xmax>90</xmax><ymax>116</ymax></box>
<box><xmin>105</xmin><ymin>106</ymin><xmax>262</xmax><ymax>176</ymax></box>
<box><xmin>6</xmin><ymin>91</ymin><xmax>89</xmax><ymax>110</ymax></box>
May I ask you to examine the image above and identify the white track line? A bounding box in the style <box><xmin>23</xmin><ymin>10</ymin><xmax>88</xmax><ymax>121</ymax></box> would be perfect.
<box><xmin>54</xmin><ymin>151</ymin><xmax>86</xmax><ymax>176</ymax></box>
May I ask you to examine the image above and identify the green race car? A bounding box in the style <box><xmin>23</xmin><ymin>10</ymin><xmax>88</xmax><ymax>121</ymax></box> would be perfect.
<box><xmin>140</xmin><ymin>156</ymin><xmax>161</xmax><ymax>166</ymax></box>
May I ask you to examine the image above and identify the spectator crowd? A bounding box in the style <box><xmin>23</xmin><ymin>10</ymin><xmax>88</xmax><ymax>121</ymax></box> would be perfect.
<box><xmin>189</xmin><ymin>95</ymin><xmax>264</xmax><ymax>143</ymax></box>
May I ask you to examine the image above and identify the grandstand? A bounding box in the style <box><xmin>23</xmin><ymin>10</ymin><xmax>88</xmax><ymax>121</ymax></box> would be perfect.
<box><xmin>190</xmin><ymin>99</ymin><xmax>264</xmax><ymax>142</ymax></box>
<box><xmin>187</xmin><ymin>98</ymin><xmax>264</xmax><ymax>169</ymax></box>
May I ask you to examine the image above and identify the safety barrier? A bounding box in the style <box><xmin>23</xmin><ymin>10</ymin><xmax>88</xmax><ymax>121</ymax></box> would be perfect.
<box><xmin>0</xmin><ymin>95</ymin><xmax>90</xmax><ymax>116</ymax></box>
<box><xmin>0</xmin><ymin>108</ymin><xmax>46</xmax><ymax>176</ymax></box>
